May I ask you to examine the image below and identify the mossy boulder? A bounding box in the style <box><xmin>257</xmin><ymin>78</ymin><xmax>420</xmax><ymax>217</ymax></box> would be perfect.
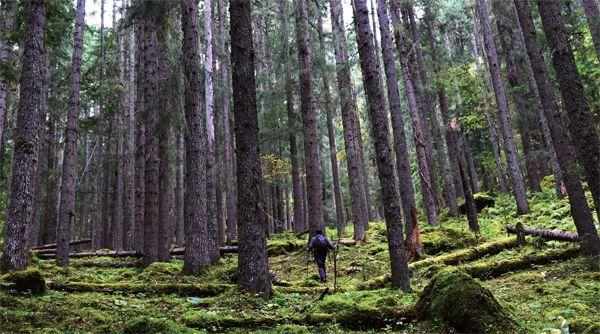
<box><xmin>420</xmin><ymin>227</ymin><xmax>478</xmax><ymax>255</ymax></box>
<box><xmin>459</xmin><ymin>192</ymin><xmax>495</xmax><ymax>214</ymax></box>
<box><xmin>415</xmin><ymin>271</ymin><xmax>519</xmax><ymax>333</ymax></box>
<box><xmin>123</xmin><ymin>316</ymin><xmax>194</xmax><ymax>334</ymax></box>
<box><xmin>1</xmin><ymin>268</ymin><xmax>46</xmax><ymax>296</ymax></box>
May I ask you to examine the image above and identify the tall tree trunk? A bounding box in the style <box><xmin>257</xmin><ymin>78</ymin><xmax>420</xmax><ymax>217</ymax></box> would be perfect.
<box><xmin>296</xmin><ymin>0</ymin><xmax>325</xmax><ymax>238</ymax></box>
<box><xmin>582</xmin><ymin>0</ymin><xmax>600</xmax><ymax>60</ymax></box>
<box><xmin>230</xmin><ymin>0</ymin><xmax>271</xmax><ymax>298</ymax></box>
<box><xmin>514</xmin><ymin>0</ymin><xmax>599</xmax><ymax>257</ymax></box>
<box><xmin>141</xmin><ymin>6</ymin><xmax>159</xmax><ymax>267</ymax></box>
<box><xmin>41</xmin><ymin>87</ymin><xmax>58</xmax><ymax>245</ymax></box>
<box><xmin>475</xmin><ymin>0</ymin><xmax>529</xmax><ymax>214</ymax></box>
<box><xmin>376</xmin><ymin>0</ymin><xmax>422</xmax><ymax>258</ymax></box>
<box><xmin>30</xmin><ymin>56</ymin><xmax>50</xmax><ymax>247</ymax></box>
<box><xmin>133</xmin><ymin>20</ymin><xmax>145</xmax><ymax>253</ymax></box>
<box><xmin>493</xmin><ymin>0</ymin><xmax>541</xmax><ymax>193</ymax></box>
<box><xmin>205</xmin><ymin>0</ymin><xmax>219</xmax><ymax>263</ymax></box>
<box><xmin>124</xmin><ymin>0</ymin><xmax>136</xmax><ymax>250</ymax></box>
<box><xmin>390</xmin><ymin>0</ymin><xmax>439</xmax><ymax>227</ymax></box>
<box><xmin>181</xmin><ymin>0</ymin><xmax>210</xmax><ymax>274</ymax></box>
<box><xmin>351</xmin><ymin>0</ymin><xmax>410</xmax><ymax>291</ymax></box>
<box><xmin>1</xmin><ymin>0</ymin><xmax>46</xmax><ymax>272</ymax></box>
<box><xmin>462</xmin><ymin>134</ymin><xmax>480</xmax><ymax>194</ymax></box>
<box><xmin>0</xmin><ymin>3</ymin><xmax>14</xmax><ymax>175</ymax></box>
<box><xmin>423</xmin><ymin>4</ymin><xmax>459</xmax><ymax>216</ymax></box>
<box><xmin>56</xmin><ymin>0</ymin><xmax>86</xmax><ymax>266</ymax></box>
<box><xmin>112</xmin><ymin>1</ymin><xmax>125</xmax><ymax>251</ymax></box>
<box><xmin>536</xmin><ymin>0</ymin><xmax>600</xmax><ymax>220</ymax></box>
<box><xmin>316</xmin><ymin>13</ymin><xmax>345</xmax><ymax>237</ymax></box>
<box><xmin>329</xmin><ymin>0</ymin><xmax>368</xmax><ymax>240</ymax></box>
<box><xmin>79</xmin><ymin>109</ymin><xmax>91</xmax><ymax>240</ymax></box>
<box><xmin>175</xmin><ymin>130</ymin><xmax>185</xmax><ymax>246</ymax></box>
<box><xmin>218</xmin><ymin>0</ymin><xmax>237</xmax><ymax>244</ymax></box>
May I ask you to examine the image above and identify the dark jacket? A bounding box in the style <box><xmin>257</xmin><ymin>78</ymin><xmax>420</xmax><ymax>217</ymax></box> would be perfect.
<box><xmin>307</xmin><ymin>234</ymin><xmax>335</xmax><ymax>265</ymax></box>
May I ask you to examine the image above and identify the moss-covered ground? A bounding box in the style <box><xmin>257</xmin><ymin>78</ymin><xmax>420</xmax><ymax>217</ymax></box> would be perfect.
<box><xmin>1</xmin><ymin>181</ymin><xmax>598</xmax><ymax>333</ymax></box>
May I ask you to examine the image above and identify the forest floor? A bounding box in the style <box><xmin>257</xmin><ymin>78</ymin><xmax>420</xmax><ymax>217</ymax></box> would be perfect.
<box><xmin>0</xmin><ymin>178</ymin><xmax>599</xmax><ymax>333</ymax></box>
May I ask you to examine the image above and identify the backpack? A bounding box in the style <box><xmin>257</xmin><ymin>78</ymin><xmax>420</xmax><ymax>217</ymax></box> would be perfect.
<box><xmin>313</xmin><ymin>235</ymin><xmax>329</xmax><ymax>251</ymax></box>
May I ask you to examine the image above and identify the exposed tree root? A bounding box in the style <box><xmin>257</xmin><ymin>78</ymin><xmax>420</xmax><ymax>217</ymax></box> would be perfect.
<box><xmin>458</xmin><ymin>247</ymin><xmax>580</xmax><ymax>279</ymax></box>
<box><xmin>45</xmin><ymin>281</ymin><xmax>233</xmax><ymax>297</ymax></box>
<box><xmin>506</xmin><ymin>225</ymin><xmax>582</xmax><ymax>242</ymax></box>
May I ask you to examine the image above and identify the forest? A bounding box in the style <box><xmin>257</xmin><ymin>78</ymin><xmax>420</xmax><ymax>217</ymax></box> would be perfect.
<box><xmin>0</xmin><ymin>0</ymin><xmax>599</xmax><ymax>332</ymax></box>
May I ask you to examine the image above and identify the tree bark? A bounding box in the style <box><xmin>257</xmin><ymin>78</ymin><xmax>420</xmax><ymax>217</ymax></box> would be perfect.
<box><xmin>316</xmin><ymin>13</ymin><xmax>345</xmax><ymax>237</ymax></box>
<box><xmin>141</xmin><ymin>5</ymin><xmax>160</xmax><ymax>267</ymax></box>
<box><xmin>296</xmin><ymin>0</ymin><xmax>325</xmax><ymax>238</ymax></box>
<box><xmin>450</xmin><ymin>120</ymin><xmax>479</xmax><ymax>233</ymax></box>
<box><xmin>124</xmin><ymin>1</ymin><xmax>136</xmax><ymax>250</ymax></box>
<box><xmin>181</xmin><ymin>0</ymin><xmax>210</xmax><ymax>274</ymax></box>
<box><xmin>351</xmin><ymin>0</ymin><xmax>410</xmax><ymax>292</ymax></box>
<box><xmin>514</xmin><ymin>0</ymin><xmax>599</xmax><ymax>257</ymax></box>
<box><xmin>175</xmin><ymin>130</ymin><xmax>185</xmax><ymax>246</ymax></box>
<box><xmin>389</xmin><ymin>0</ymin><xmax>438</xmax><ymax>227</ymax></box>
<box><xmin>475</xmin><ymin>0</ymin><xmax>529</xmax><ymax>214</ymax></box>
<box><xmin>536</xmin><ymin>0</ymin><xmax>600</xmax><ymax>220</ymax></box>
<box><xmin>133</xmin><ymin>20</ymin><xmax>145</xmax><ymax>253</ymax></box>
<box><xmin>229</xmin><ymin>0</ymin><xmax>271</xmax><ymax>298</ymax></box>
<box><xmin>329</xmin><ymin>0</ymin><xmax>369</xmax><ymax>240</ymax></box>
<box><xmin>0</xmin><ymin>2</ymin><xmax>14</xmax><ymax>173</ymax></box>
<box><xmin>376</xmin><ymin>0</ymin><xmax>422</xmax><ymax>257</ymax></box>
<box><xmin>582</xmin><ymin>0</ymin><xmax>600</xmax><ymax>60</ymax></box>
<box><xmin>1</xmin><ymin>0</ymin><xmax>46</xmax><ymax>272</ymax></box>
<box><xmin>56</xmin><ymin>0</ymin><xmax>86</xmax><ymax>266</ymax></box>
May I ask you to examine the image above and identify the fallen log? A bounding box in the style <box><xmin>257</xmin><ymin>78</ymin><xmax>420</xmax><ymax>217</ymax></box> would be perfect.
<box><xmin>37</xmin><ymin>250</ymin><xmax>142</xmax><ymax>259</ymax></box>
<box><xmin>506</xmin><ymin>225</ymin><xmax>581</xmax><ymax>242</ymax></box>
<box><xmin>46</xmin><ymin>281</ymin><xmax>232</xmax><ymax>297</ymax></box>
<box><xmin>31</xmin><ymin>239</ymin><xmax>91</xmax><ymax>251</ymax></box>
<box><xmin>459</xmin><ymin>247</ymin><xmax>580</xmax><ymax>279</ymax></box>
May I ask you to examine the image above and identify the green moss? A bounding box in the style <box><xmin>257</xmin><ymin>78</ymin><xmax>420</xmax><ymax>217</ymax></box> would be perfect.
<box><xmin>415</xmin><ymin>271</ymin><xmax>520</xmax><ymax>333</ymax></box>
<box><xmin>1</xmin><ymin>268</ymin><xmax>46</xmax><ymax>296</ymax></box>
<box><xmin>420</xmin><ymin>227</ymin><xmax>478</xmax><ymax>255</ymax></box>
<box><xmin>46</xmin><ymin>281</ymin><xmax>232</xmax><ymax>297</ymax></box>
<box><xmin>123</xmin><ymin>316</ymin><xmax>195</xmax><ymax>334</ymax></box>
<box><xmin>459</xmin><ymin>192</ymin><xmax>496</xmax><ymax>214</ymax></box>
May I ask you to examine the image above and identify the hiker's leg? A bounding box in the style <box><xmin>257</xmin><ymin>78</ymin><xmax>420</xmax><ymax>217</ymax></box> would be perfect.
<box><xmin>318</xmin><ymin>265</ymin><xmax>326</xmax><ymax>282</ymax></box>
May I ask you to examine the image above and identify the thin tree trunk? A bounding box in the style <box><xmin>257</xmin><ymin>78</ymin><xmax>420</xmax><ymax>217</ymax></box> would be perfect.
<box><xmin>41</xmin><ymin>88</ymin><xmax>58</xmax><ymax>246</ymax></box>
<box><xmin>475</xmin><ymin>0</ymin><xmax>529</xmax><ymax>214</ymax></box>
<box><xmin>389</xmin><ymin>0</ymin><xmax>438</xmax><ymax>227</ymax></box>
<box><xmin>316</xmin><ymin>13</ymin><xmax>345</xmax><ymax>236</ymax></box>
<box><xmin>181</xmin><ymin>0</ymin><xmax>210</xmax><ymax>274</ymax></box>
<box><xmin>230</xmin><ymin>0</ymin><xmax>271</xmax><ymax>298</ymax></box>
<box><xmin>582</xmin><ymin>0</ymin><xmax>600</xmax><ymax>60</ymax></box>
<box><xmin>175</xmin><ymin>130</ymin><xmax>185</xmax><ymax>246</ymax></box>
<box><xmin>124</xmin><ymin>0</ymin><xmax>136</xmax><ymax>250</ymax></box>
<box><xmin>296</xmin><ymin>0</ymin><xmax>325</xmax><ymax>238</ymax></box>
<box><xmin>0</xmin><ymin>3</ymin><xmax>14</xmax><ymax>173</ymax></box>
<box><xmin>79</xmin><ymin>109</ymin><xmax>91</xmax><ymax>240</ymax></box>
<box><xmin>514</xmin><ymin>0</ymin><xmax>599</xmax><ymax>257</ymax></box>
<box><xmin>351</xmin><ymin>0</ymin><xmax>410</xmax><ymax>292</ymax></box>
<box><xmin>1</xmin><ymin>0</ymin><xmax>46</xmax><ymax>272</ymax></box>
<box><xmin>376</xmin><ymin>0</ymin><xmax>422</xmax><ymax>258</ymax></box>
<box><xmin>450</xmin><ymin>120</ymin><xmax>479</xmax><ymax>233</ymax></box>
<box><xmin>112</xmin><ymin>1</ymin><xmax>125</xmax><ymax>251</ymax></box>
<box><xmin>462</xmin><ymin>134</ymin><xmax>480</xmax><ymax>194</ymax></box>
<box><xmin>141</xmin><ymin>5</ymin><xmax>159</xmax><ymax>267</ymax></box>
<box><xmin>536</xmin><ymin>0</ymin><xmax>600</xmax><ymax>220</ymax></box>
<box><xmin>329</xmin><ymin>0</ymin><xmax>368</xmax><ymax>240</ymax></box>
<box><xmin>133</xmin><ymin>20</ymin><xmax>145</xmax><ymax>253</ymax></box>
<box><xmin>423</xmin><ymin>4</ymin><xmax>459</xmax><ymax>216</ymax></box>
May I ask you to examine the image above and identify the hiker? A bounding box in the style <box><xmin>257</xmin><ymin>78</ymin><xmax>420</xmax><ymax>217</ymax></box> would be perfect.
<box><xmin>307</xmin><ymin>230</ymin><xmax>336</xmax><ymax>283</ymax></box>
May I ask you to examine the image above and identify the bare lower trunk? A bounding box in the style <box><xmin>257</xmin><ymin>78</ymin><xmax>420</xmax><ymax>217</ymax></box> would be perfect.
<box><xmin>124</xmin><ymin>5</ymin><xmax>136</xmax><ymax>250</ymax></box>
<box><xmin>475</xmin><ymin>0</ymin><xmax>529</xmax><ymax>214</ymax></box>
<box><xmin>297</xmin><ymin>0</ymin><xmax>325</xmax><ymax>238</ymax></box>
<box><xmin>56</xmin><ymin>0</ymin><xmax>86</xmax><ymax>266</ymax></box>
<box><xmin>462</xmin><ymin>134</ymin><xmax>480</xmax><ymax>194</ymax></box>
<box><xmin>376</xmin><ymin>0</ymin><xmax>422</xmax><ymax>257</ymax></box>
<box><xmin>514</xmin><ymin>0</ymin><xmax>599</xmax><ymax>257</ymax></box>
<box><xmin>390</xmin><ymin>0</ymin><xmax>438</xmax><ymax>227</ymax></box>
<box><xmin>230</xmin><ymin>0</ymin><xmax>271</xmax><ymax>298</ymax></box>
<box><xmin>181</xmin><ymin>0</ymin><xmax>210</xmax><ymax>274</ymax></box>
<box><xmin>536</xmin><ymin>0</ymin><xmax>600</xmax><ymax>220</ymax></box>
<box><xmin>175</xmin><ymin>130</ymin><xmax>185</xmax><ymax>246</ymax></box>
<box><xmin>329</xmin><ymin>0</ymin><xmax>369</xmax><ymax>240</ymax></box>
<box><xmin>352</xmin><ymin>0</ymin><xmax>410</xmax><ymax>292</ymax></box>
<box><xmin>1</xmin><ymin>0</ymin><xmax>46</xmax><ymax>272</ymax></box>
<box><xmin>133</xmin><ymin>20</ymin><xmax>145</xmax><ymax>253</ymax></box>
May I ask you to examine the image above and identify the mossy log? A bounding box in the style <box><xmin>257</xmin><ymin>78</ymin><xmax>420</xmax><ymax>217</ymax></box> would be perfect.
<box><xmin>71</xmin><ymin>260</ymin><xmax>140</xmax><ymax>268</ymax></box>
<box><xmin>45</xmin><ymin>281</ymin><xmax>233</xmax><ymax>297</ymax></box>
<box><xmin>30</xmin><ymin>239</ymin><xmax>91</xmax><ymax>251</ymax></box>
<box><xmin>36</xmin><ymin>250</ymin><xmax>143</xmax><ymax>259</ymax></box>
<box><xmin>0</xmin><ymin>268</ymin><xmax>46</xmax><ymax>296</ymax></box>
<box><xmin>459</xmin><ymin>247</ymin><xmax>580</xmax><ymax>279</ymax></box>
<box><xmin>506</xmin><ymin>225</ymin><xmax>582</xmax><ymax>242</ymax></box>
<box><xmin>357</xmin><ymin>238</ymin><xmax>520</xmax><ymax>290</ymax></box>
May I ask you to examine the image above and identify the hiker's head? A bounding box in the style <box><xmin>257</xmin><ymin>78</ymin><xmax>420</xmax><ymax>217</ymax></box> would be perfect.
<box><xmin>315</xmin><ymin>230</ymin><xmax>323</xmax><ymax>235</ymax></box>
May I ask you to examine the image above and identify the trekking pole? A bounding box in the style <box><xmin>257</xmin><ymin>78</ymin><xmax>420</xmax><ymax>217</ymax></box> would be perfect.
<box><xmin>306</xmin><ymin>250</ymin><xmax>309</xmax><ymax>280</ymax></box>
<box><xmin>333</xmin><ymin>242</ymin><xmax>338</xmax><ymax>291</ymax></box>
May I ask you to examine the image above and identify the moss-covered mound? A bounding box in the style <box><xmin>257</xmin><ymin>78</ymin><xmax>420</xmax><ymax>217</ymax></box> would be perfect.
<box><xmin>420</xmin><ymin>227</ymin><xmax>478</xmax><ymax>255</ymax></box>
<box><xmin>415</xmin><ymin>271</ymin><xmax>519</xmax><ymax>333</ymax></box>
<box><xmin>1</xmin><ymin>268</ymin><xmax>46</xmax><ymax>296</ymax></box>
<box><xmin>459</xmin><ymin>192</ymin><xmax>495</xmax><ymax>214</ymax></box>
<box><xmin>123</xmin><ymin>316</ymin><xmax>194</xmax><ymax>334</ymax></box>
